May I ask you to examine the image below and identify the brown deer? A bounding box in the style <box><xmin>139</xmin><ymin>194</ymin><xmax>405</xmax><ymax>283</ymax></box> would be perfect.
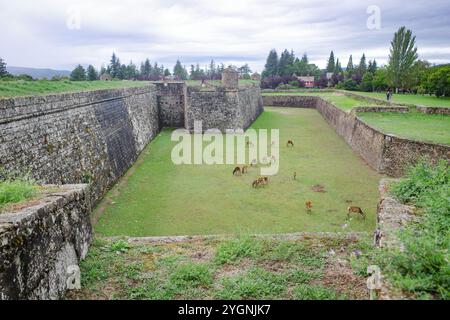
<box><xmin>233</xmin><ymin>167</ymin><xmax>242</xmax><ymax>176</ymax></box>
<box><xmin>305</xmin><ymin>201</ymin><xmax>313</xmax><ymax>212</ymax></box>
<box><xmin>347</xmin><ymin>206</ymin><xmax>365</xmax><ymax>220</ymax></box>
<box><xmin>252</xmin><ymin>177</ymin><xmax>269</xmax><ymax>188</ymax></box>
<box><xmin>241</xmin><ymin>166</ymin><xmax>249</xmax><ymax>174</ymax></box>
<box><xmin>259</xmin><ymin>177</ymin><xmax>269</xmax><ymax>186</ymax></box>
<box><xmin>287</xmin><ymin>140</ymin><xmax>294</xmax><ymax>147</ymax></box>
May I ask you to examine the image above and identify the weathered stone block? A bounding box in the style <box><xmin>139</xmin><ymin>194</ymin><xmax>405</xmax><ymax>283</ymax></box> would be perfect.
<box><xmin>0</xmin><ymin>184</ymin><xmax>92</xmax><ymax>300</ymax></box>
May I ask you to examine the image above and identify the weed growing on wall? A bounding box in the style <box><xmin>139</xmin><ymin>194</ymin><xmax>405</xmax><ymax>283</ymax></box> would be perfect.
<box><xmin>0</xmin><ymin>169</ymin><xmax>36</xmax><ymax>209</ymax></box>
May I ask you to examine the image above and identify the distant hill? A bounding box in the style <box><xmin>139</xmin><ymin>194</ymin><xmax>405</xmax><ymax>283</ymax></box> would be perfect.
<box><xmin>7</xmin><ymin>66</ymin><xmax>71</xmax><ymax>79</ymax></box>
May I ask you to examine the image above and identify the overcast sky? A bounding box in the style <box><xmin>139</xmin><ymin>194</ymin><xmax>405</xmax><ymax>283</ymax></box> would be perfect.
<box><xmin>1</xmin><ymin>0</ymin><xmax>450</xmax><ymax>72</ymax></box>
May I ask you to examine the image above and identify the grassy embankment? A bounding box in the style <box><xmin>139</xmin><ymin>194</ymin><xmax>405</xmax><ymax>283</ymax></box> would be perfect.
<box><xmin>0</xmin><ymin>80</ymin><xmax>151</xmax><ymax>98</ymax></box>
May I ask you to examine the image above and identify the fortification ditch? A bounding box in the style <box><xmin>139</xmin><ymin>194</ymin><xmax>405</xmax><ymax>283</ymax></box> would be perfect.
<box><xmin>262</xmin><ymin>95</ymin><xmax>450</xmax><ymax>177</ymax></box>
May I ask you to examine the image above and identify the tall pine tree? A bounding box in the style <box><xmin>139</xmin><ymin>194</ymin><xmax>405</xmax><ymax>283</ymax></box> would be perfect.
<box><xmin>109</xmin><ymin>53</ymin><xmax>121</xmax><ymax>78</ymax></box>
<box><xmin>357</xmin><ymin>53</ymin><xmax>367</xmax><ymax>77</ymax></box>
<box><xmin>86</xmin><ymin>65</ymin><xmax>98</xmax><ymax>81</ymax></box>
<box><xmin>334</xmin><ymin>58</ymin><xmax>343</xmax><ymax>74</ymax></box>
<box><xmin>346</xmin><ymin>55</ymin><xmax>354</xmax><ymax>78</ymax></box>
<box><xmin>70</xmin><ymin>65</ymin><xmax>86</xmax><ymax>81</ymax></box>
<box><xmin>278</xmin><ymin>49</ymin><xmax>295</xmax><ymax>76</ymax></box>
<box><xmin>326</xmin><ymin>51</ymin><xmax>335</xmax><ymax>73</ymax></box>
<box><xmin>173</xmin><ymin>60</ymin><xmax>188</xmax><ymax>80</ymax></box>
<box><xmin>262</xmin><ymin>49</ymin><xmax>279</xmax><ymax>77</ymax></box>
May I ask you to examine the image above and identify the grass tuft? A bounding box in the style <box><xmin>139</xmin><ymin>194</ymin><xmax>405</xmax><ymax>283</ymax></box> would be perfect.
<box><xmin>0</xmin><ymin>176</ymin><xmax>36</xmax><ymax>209</ymax></box>
<box><xmin>215</xmin><ymin>267</ymin><xmax>287</xmax><ymax>299</ymax></box>
<box><xmin>214</xmin><ymin>235</ymin><xmax>263</xmax><ymax>265</ymax></box>
<box><xmin>293</xmin><ymin>284</ymin><xmax>346</xmax><ymax>300</ymax></box>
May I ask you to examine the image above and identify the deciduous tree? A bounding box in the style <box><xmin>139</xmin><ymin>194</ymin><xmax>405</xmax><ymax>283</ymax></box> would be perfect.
<box><xmin>387</xmin><ymin>26</ymin><xmax>418</xmax><ymax>90</ymax></box>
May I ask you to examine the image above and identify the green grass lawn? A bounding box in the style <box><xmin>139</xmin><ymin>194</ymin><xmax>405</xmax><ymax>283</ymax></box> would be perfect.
<box><xmin>94</xmin><ymin>107</ymin><xmax>383</xmax><ymax>237</ymax></box>
<box><xmin>0</xmin><ymin>80</ymin><xmax>151</xmax><ymax>98</ymax></box>
<box><xmin>358</xmin><ymin>111</ymin><xmax>450</xmax><ymax>145</ymax></box>
<box><xmin>262</xmin><ymin>91</ymin><xmax>373</xmax><ymax>111</ymax></box>
<box><xmin>350</xmin><ymin>91</ymin><xmax>450</xmax><ymax>108</ymax></box>
<box><xmin>67</xmin><ymin>235</ymin><xmax>370</xmax><ymax>300</ymax></box>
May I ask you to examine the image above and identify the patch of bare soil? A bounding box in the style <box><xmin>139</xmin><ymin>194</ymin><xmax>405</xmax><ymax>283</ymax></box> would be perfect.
<box><xmin>318</xmin><ymin>256</ymin><xmax>368</xmax><ymax>300</ymax></box>
<box><xmin>311</xmin><ymin>184</ymin><xmax>326</xmax><ymax>193</ymax></box>
<box><xmin>215</xmin><ymin>258</ymin><xmax>253</xmax><ymax>281</ymax></box>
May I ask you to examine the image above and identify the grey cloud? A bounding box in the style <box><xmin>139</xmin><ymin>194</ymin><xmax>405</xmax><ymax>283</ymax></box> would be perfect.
<box><xmin>0</xmin><ymin>0</ymin><xmax>449</xmax><ymax>71</ymax></box>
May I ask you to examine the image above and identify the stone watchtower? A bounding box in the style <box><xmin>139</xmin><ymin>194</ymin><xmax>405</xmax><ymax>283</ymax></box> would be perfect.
<box><xmin>222</xmin><ymin>67</ymin><xmax>239</xmax><ymax>90</ymax></box>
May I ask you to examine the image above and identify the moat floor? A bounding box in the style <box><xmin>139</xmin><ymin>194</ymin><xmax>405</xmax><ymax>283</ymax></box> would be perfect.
<box><xmin>94</xmin><ymin>107</ymin><xmax>383</xmax><ymax>237</ymax></box>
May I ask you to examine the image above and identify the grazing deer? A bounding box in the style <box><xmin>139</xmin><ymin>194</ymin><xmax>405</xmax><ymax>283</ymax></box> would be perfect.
<box><xmin>259</xmin><ymin>177</ymin><xmax>269</xmax><ymax>186</ymax></box>
<box><xmin>287</xmin><ymin>140</ymin><xmax>294</xmax><ymax>147</ymax></box>
<box><xmin>233</xmin><ymin>167</ymin><xmax>242</xmax><ymax>176</ymax></box>
<box><xmin>241</xmin><ymin>166</ymin><xmax>249</xmax><ymax>174</ymax></box>
<box><xmin>252</xmin><ymin>177</ymin><xmax>268</xmax><ymax>188</ymax></box>
<box><xmin>347</xmin><ymin>206</ymin><xmax>365</xmax><ymax>220</ymax></box>
<box><xmin>305</xmin><ymin>201</ymin><xmax>313</xmax><ymax>211</ymax></box>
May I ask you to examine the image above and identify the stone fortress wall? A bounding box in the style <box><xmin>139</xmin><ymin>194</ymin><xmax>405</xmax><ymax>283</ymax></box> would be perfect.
<box><xmin>0</xmin><ymin>75</ymin><xmax>262</xmax><ymax>300</ymax></box>
<box><xmin>0</xmin><ymin>80</ymin><xmax>263</xmax><ymax>205</ymax></box>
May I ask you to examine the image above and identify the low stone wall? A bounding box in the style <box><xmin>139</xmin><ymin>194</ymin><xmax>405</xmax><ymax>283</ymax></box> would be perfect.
<box><xmin>376</xmin><ymin>179</ymin><xmax>416</xmax><ymax>249</ymax></box>
<box><xmin>375</xmin><ymin>179</ymin><xmax>418</xmax><ymax>300</ymax></box>
<box><xmin>265</xmin><ymin>94</ymin><xmax>450</xmax><ymax>177</ymax></box>
<box><xmin>416</xmin><ymin>105</ymin><xmax>450</xmax><ymax>115</ymax></box>
<box><xmin>381</xmin><ymin>135</ymin><xmax>450</xmax><ymax>177</ymax></box>
<box><xmin>0</xmin><ymin>184</ymin><xmax>92</xmax><ymax>300</ymax></box>
<box><xmin>351</xmin><ymin>106</ymin><xmax>410</xmax><ymax>114</ymax></box>
<box><xmin>342</xmin><ymin>90</ymin><xmax>450</xmax><ymax>115</ymax></box>
<box><xmin>262</xmin><ymin>95</ymin><xmax>317</xmax><ymax>108</ymax></box>
<box><xmin>340</xmin><ymin>91</ymin><xmax>389</xmax><ymax>106</ymax></box>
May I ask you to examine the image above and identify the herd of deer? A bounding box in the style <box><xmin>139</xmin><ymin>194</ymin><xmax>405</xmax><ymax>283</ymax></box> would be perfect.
<box><xmin>234</xmin><ymin>139</ymin><xmax>366</xmax><ymax>220</ymax></box>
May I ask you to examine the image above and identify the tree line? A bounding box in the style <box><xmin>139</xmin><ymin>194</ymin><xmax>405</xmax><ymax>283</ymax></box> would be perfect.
<box><xmin>260</xmin><ymin>26</ymin><xmax>450</xmax><ymax>97</ymax></box>
<box><xmin>70</xmin><ymin>54</ymin><xmax>253</xmax><ymax>82</ymax></box>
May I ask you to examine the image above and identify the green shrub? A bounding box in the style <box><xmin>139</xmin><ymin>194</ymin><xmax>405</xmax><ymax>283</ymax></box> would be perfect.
<box><xmin>391</xmin><ymin>159</ymin><xmax>449</xmax><ymax>204</ymax></box>
<box><xmin>387</xmin><ymin>159</ymin><xmax>450</xmax><ymax>299</ymax></box>
<box><xmin>0</xmin><ymin>177</ymin><xmax>36</xmax><ymax>208</ymax></box>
